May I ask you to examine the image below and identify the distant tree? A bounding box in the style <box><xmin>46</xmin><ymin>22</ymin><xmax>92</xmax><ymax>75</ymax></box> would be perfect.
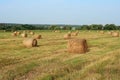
<box><xmin>63</xmin><ymin>26</ymin><xmax>72</xmax><ymax>30</ymax></box>
<box><xmin>48</xmin><ymin>25</ymin><xmax>57</xmax><ymax>30</ymax></box>
<box><xmin>0</xmin><ymin>23</ymin><xmax>120</xmax><ymax>30</ymax></box>
<box><xmin>118</xmin><ymin>26</ymin><xmax>120</xmax><ymax>30</ymax></box>
<box><xmin>89</xmin><ymin>24</ymin><xmax>103</xmax><ymax>30</ymax></box>
<box><xmin>76</xmin><ymin>26</ymin><xmax>82</xmax><ymax>30</ymax></box>
<box><xmin>54</xmin><ymin>26</ymin><xmax>61</xmax><ymax>30</ymax></box>
<box><xmin>104</xmin><ymin>24</ymin><xmax>117</xmax><ymax>30</ymax></box>
<box><xmin>81</xmin><ymin>25</ymin><xmax>90</xmax><ymax>30</ymax></box>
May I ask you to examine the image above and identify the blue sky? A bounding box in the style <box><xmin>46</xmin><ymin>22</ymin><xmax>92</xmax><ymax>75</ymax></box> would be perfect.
<box><xmin>0</xmin><ymin>0</ymin><xmax>120</xmax><ymax>25</ymax></box>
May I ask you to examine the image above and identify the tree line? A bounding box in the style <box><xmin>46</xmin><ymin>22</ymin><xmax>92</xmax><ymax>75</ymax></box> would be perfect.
<box><xmin>0</xmin><ymin>23</ymin><xmax>120</xmax><ymax>31</ymax></box>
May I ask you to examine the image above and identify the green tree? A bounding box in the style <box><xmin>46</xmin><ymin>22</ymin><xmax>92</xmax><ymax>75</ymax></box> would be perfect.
<box><xmin>104</xmin><ymin>24</ymin><xmax>117</xmax><ymax>30</ymax></box>
<box><xmin>81</xmin><ymin>25</ymin><xmax>90</xmax><ymax>30</ymax></box>
<box><xmin>89</xmin><ymin>24</ymin><xmax>103</xmax><ymax>30</ymax></box>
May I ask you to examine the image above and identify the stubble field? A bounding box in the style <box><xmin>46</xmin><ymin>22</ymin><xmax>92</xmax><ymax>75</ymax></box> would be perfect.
<box><xmin>0</xmin><ymin>30</ymin><xmax>120</xmax><ymax>80</ymax></box>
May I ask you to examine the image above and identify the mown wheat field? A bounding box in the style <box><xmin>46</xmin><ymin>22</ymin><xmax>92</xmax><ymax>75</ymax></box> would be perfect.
<box><xmin>0</xmin><ymin>30</ymin><xmax>120</xmax><ymax>80</ymax></box>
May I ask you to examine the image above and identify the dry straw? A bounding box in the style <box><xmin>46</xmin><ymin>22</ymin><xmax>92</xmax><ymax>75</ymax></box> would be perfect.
<box><xmin>30</xmin><ymin>31</ymin><xmax>35</xmax><ymax>35</ymax></box>
<box><xmin>64</xmin><ymin>33</ymin><xmax>71</xmax><ymax>39</ymax></box>
<box><xmin>71</xmin><ymin>32</ymin><xmax>78</xmax><ymax>36</ymax></box>
<box><xmin>21</xmin><ymin>33</ymin><xmax>27</xmax><ymax>38</ymax></box>
<box><xmin>71</xmin><ymin>31</ymin><xmax>79</xmax><ymax>36</ymax></box>
<box><xmin>112</xmin><ymin>32</ymin><xmax>119</xmax><ymax>37</ymax></box>
<box><xmin>108</xmin><ymin>31</ymin><xmax>112</xmax><ymax>35</ymax></box>
<box><xmin>12</xmin><ymin>32</ymin><xmax>17</xmax><ymax>36</ymax></box>
<box><xmin>16</xmin><ymin>31</ymin><xmax>21</xmax><ymax>35</ymax></box>
<box><xmin>67</xmin><ymin>39</ymin><xmax>88</xmax><ymax>53</ymax></box>
<box><xmin>23</xmin><ymin>38</ymin><xmax>37</xmax><ymax>48</ymax></box>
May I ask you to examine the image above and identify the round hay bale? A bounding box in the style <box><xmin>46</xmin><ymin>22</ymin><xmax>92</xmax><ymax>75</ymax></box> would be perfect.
<box><xmin>23</xmin><ymin>38</ymin><xmax>37</xmax><ymax>48</ymax></box>
<box><xmin>108</xmin><ymin>31</ymin><xmax>112</xmax><ymax>35</ymax></box>
<box><xmin>21</xmin><ymin>33</ymin><xmax>27</xmax><ymax>38</ymax></box>
<box><xmin>14</xmin><ymin>31</ymin><xmax>17</xmax><ymax>33</ymax></box>
<box><xmin>30</xmin><ymin>31</ymin><xmax>34</xmax><ymax>35</ymax></box>
<box><xmin>34</xmin><ymin>34</ymin><xmax>42</xmax><ymax>39</ymax></box>
<box><xmin>54</xmin><ymin>30</ymin><xmax>57</xmax><ymax>32</ymax></box>
<box><xmin>67</xmin><ymin>39</ymin><xmax>88</xmax><ymax>53</ymax></box>
<box><xmin>12</xmin><ymin>32</ymin><xmax>17</xmax><ymax>36</ymax></box>
<box><xmin>71</xmin><ymin>32</ymin><xmax>78</xmax><ymax>36</ymax></box>
<box><xmin>112</xmin><ymin>32</ymin><xmax>119</xmax><ymax>37</ymax></box>
<box><xmin>16</xmin><ymin>31</ymin><xmax>21</xmax><ymax>35</ymax></box>
<box><xmin>64</xmin><ymin>33</ymin><xmax>71</xmax><ymax>39</ymax></box>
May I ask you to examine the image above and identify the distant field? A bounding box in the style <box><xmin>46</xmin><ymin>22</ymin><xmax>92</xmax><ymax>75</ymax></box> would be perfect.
<box><xmin>0</xmin><ymin>30</ymin><xmax>120</xmax><ymax>80</ymax></box>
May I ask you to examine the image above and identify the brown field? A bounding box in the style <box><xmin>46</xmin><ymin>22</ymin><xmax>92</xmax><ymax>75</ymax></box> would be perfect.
<box><xmin>0</xmin><ymin>30</ymin><xmax>120</xmax><ymax>80</ymax></box>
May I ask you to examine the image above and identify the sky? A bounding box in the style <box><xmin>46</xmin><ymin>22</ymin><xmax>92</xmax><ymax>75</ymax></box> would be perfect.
<box><xmin>0</xmin><ymin>0</ymin><xmax>120</xmax><ymax>25</ymax></box>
